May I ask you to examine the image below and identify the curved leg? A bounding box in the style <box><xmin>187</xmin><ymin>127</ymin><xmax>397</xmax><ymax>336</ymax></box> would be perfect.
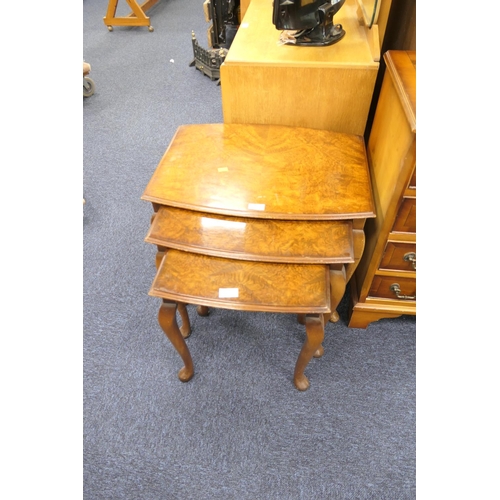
<box><xmin>314</xmin><ymin>314</ymin><xmax>326</xmax><ymax>358</ymax></box>
<box><xmin>338</xmin><ymin>229</ymin><xmax>365</xmax><ymax>322</ymax></box>
<box><xmin>197</xmin><ymin>305</ymin><xmax>209</xmax><ymax>316</ymax></box>
<box><xmin>329</xmin><ymin>310</ymin><xmax>340</xmax><ymax>323</ymax></box>
<box><xmin>327</xmin><ymin>264</ymin><xmax>347</xmax><ymax>323</ymax></box>
<box><xmin>322</xmin><ymin>312</ymin><xmax>332</xmax><ymax>325</ymax></box>
<box><xmin>345</xmin><ymin>229</ymin><xmax>365</xmax><ymax>284</ymax></box>
<box><xmin>329</xmin><ymin>229</ymin><xmax>365</xmax><ymax>323</ymax></box>
<box><xmin>177</xmin><ymin>303</ymin><xmax>191</xmax><ymax>338</ymax></box>
<box><xmin>299</xmin><ymin>314</ymin><xmax>324</xmax><ymax>357</ymax></box>
<box><xmin>297</xmin><ymin>313</ymin><xmax>324</xmax><ymax>358</ymax></box>
<box><xmin>155</xmin><ymin>248</ymin><xmax>166</xmax><ymax>269</ymax></box>
<box><xmin>293</xmin><ymin>314</ymin><xmax>324</xmax><ymax>391</ymax></box>
<box><xmin>313</xmin><ymin>344</ymin><xmax>325</xmax><ymax>358</ymax></box>
<box><xmin>158</xmin><ymin>300</ymin><xmax>194</xmax><ymax>382</ymax></box>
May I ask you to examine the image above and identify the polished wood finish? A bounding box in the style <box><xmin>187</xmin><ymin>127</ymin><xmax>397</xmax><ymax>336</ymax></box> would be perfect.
<box><xmin>294</xmin><ymin>315</ymin><xmax>325</xmax><ymax>391</ymax></box>
<box><xmin>241</xmin><ymin>0</ymin><xmax>393</xmax><ymax>58</ymax></box>
<box><xmin>150</xmin><ymin>250</ymin><xmax>331</xmax><ymax>314</ymax></box>
<box><xmin>176</xmin><ymin>303</ymin><xmax>191</xmax><ymax>339</ymax></box>
<box><xmin>197</xmin><ymin>305</ymin><xmax>209</xmax><ymax>317</ymax></box>
<box><xmin>142</xmin><ymin>124</ymin><xmax>375</xmax><ymax>220</ymax></box>
<box><xmin>143</xmin><ymin>123</ymin><xmax>375</xmax><ymax>389</ymax></box>
<box><xmin>355</xmin><ymin>0</ymin><xmax>393</xmax><ymax>60</ymax></box>
<box><xmin>220</xmin><ymin>0</ymin><xmax>379</xmax><ymax>135</ymax></box>
<box><xmin>349</xmin><ymin>50</ymin><xmax>416</xmax><ymax>328</ymax></box>
<box><xmin>158</xmin><ymin>300</ymin><xmax>194</xmax><ymax>382</ymax></box>
<box><xmin>368</xmin><ymin>275</ymin><xmax>415</xmax><ymax>300</ymax></box>
<box><xmin>392</xmin><ymin>197</ymin><xmax>416</xmax><ymax>232</ymax></box>
<box><xmin>378</xmin><ymin>241</ymin><xmax>416</xmax><ymax>271</ymax></box>
<box><xmin>240</xmin><ymin>0</ymin><xmax>250</xmax><ymax>21</ymax></box>
<box><xmin>151</xmin><ymin>250</ymin><xmax>331</xmax><ymax>391</ymax></box>
<box><xmin>103</xmin><ymin>0</ymin><xmax>159</xmax><ymax>30</ymax></box>
<box><xmin>146</xmin><ymin>206</ymin><xmax>354</xmax><ymax>264</ymax></box>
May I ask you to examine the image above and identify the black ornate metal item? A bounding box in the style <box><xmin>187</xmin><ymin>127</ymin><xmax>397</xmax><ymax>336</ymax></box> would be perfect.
<box><xmin>190</xmin><ymin>0</ymin><xmax>240</xmax><ymax>84</ymax></box>
<box><xmin>189</xmin><ymin>32</ymin><xmax>228</xmax><ymax>85</ymax></box>
<box><xmin>272</xmin><ymin>0</ymin><xmax>346</xmax><ymax>46</ymax></box>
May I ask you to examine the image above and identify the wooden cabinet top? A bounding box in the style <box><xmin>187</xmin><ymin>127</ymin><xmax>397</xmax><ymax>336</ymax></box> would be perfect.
<box><xmin>225</xmin><ymin>0</ymin><xmax>378</xmax><ymax>69</ymax></box>
<box><xmin>384</xmin><ymin>50</ymin><xmax>416</xmax><ymax>132</ymax></box>
<box><xmin>141</xmin><ymin>123</ymin><xmax>375</xmax><ymax>220</ymax></box>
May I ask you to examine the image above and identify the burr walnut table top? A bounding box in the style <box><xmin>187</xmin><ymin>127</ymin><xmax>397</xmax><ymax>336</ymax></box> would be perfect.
<box><xmin>146</xmin><ymin>205</ymin><xmax>355</xmax><ymax>264</ymax></box>
<box><xmin>150</xmin><ymin>249</ymin><xmax>331</xmax><ymax>314</ymax></box>
<box><xmin>141</xmin><ymin>123</ymin><xmax>375</xmax><ymax>220</ymax></box>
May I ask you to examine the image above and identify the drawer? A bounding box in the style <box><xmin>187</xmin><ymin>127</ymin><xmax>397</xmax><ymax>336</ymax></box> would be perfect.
<box><xmin>379</xmin><ymin>242</ymin><xmax>416</xmax><ymax>272</ymax></box>
<box><xmin>369</xmin><ymin>276</ymin><xmax>416</xmax><ymax>301</ymax></box>
<box><xmin>392</xmin><ymin>197</ymin><xmax>416</xmax><ymax>233</ymax></box>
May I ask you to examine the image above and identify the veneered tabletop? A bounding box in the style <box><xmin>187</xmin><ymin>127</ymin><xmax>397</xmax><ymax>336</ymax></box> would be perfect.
<box><xmin>146</xmin><ymin>205</ymin><xmax>354</xmax><ymax>264</ymax></box>
<box><xmin>150</xmin><ymin>249</ymin><xmax>331</xmax><ymax>314</ymax></box>
<box><xmin>142</xmin><ymin>123</ymin><xmax>375</xmax><ymax>220</ymax></box>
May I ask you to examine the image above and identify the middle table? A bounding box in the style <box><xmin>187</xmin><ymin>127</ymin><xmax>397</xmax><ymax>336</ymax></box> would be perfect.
<box><xmin>142</xmin><ymin>123</ymin><xmax>375</xmax><ymax>390</ymax></box>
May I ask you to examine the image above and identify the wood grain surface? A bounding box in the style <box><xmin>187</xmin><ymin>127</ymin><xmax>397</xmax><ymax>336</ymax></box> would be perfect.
<box><xmin>142</xmin><ymin>123</ymin><xmax>375</xmax><ymax>220</ymax></box>
<box><xmin>220</xmin><ymin>0</ymin><xmax>379</xmax><ymax>134</ymax></box>
<box><xmin>146</xmin><ymin>206</ymin><xmax>354</xmax><ymax>263</ymax></box>
<box><xmin>349</xmin><ymin>51</ymin><xmax>416</xmax><ymax>328</ymax></box>
<box><xmin>149</xmin><ymin>249</ymin><xmax>331</xmax><ymax>313</ymax></box>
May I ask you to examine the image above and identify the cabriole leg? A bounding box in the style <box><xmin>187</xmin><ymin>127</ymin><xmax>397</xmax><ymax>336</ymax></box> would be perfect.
<box><xmin>197</xmin><ymin>305</ymin><xmax>209</xmax><ymax>316</ymax></box>
<box><xmin>158</xmin><ymin>300</ymin><xmax>194</xmax><ymax>382</ymax></box>
<box><xmin>328</xmin><ymin>264</ymin><xmax>347</xmax><ymax>323</ymax></box>
<box><xmin>299</xmin><ymin>314</ymin><xmax>324</xmax><ymax>357</ymax></box>
<box><xmin>344</xmin><ymin>229</ymin><xmax>365</xmax><ymax>284</ymax></box>
<box><xmin>293</xmin><ymin>314</ymin><xmax>325</xmax><ymax>391</ymax></box>
<box><xmin>177</xmin><ymin>302</ymin><xmax>191</xmax><ymax>338</ymax></box>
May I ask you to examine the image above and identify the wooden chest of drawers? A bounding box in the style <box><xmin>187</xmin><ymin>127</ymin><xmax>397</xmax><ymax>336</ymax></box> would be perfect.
<box><xmin>348</xmin><ymin>50</ymin><xmax>416</xmax><ymax>328</ymax></box>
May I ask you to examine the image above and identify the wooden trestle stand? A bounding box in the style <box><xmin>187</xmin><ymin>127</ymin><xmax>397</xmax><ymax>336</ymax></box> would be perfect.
<box><xmin>104</xmin><ymin>0</ymin><xmax>160</xmax><ymax>32</ymax></box>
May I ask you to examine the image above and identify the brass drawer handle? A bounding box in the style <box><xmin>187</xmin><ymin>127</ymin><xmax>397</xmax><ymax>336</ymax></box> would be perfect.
<box><xmin>390</xmin><ymin>283</ymin><xmax>416</xmax><ymax>301</ymax></box>
<box><xmin>403</xmin><ymin>252</ymin><xmax>416</xmax><ymax>270</ymax></box>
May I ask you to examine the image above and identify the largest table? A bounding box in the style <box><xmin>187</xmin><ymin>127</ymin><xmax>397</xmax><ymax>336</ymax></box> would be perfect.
<box><xmin>142</xmin><ymin>123</ymin><xmax>375</xmax><ymax>390</ymax></box>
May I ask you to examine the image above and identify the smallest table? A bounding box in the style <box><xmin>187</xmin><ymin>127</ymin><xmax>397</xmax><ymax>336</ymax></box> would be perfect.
<box><xmin>150</xmin><ymin>249</ymin><xmax>331</xmax><ymax>391</ymax></box>
<box><xmin>142</xmin><ymin>123</ymin><xmax>375</xmax><ymax>390</ymax></box>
